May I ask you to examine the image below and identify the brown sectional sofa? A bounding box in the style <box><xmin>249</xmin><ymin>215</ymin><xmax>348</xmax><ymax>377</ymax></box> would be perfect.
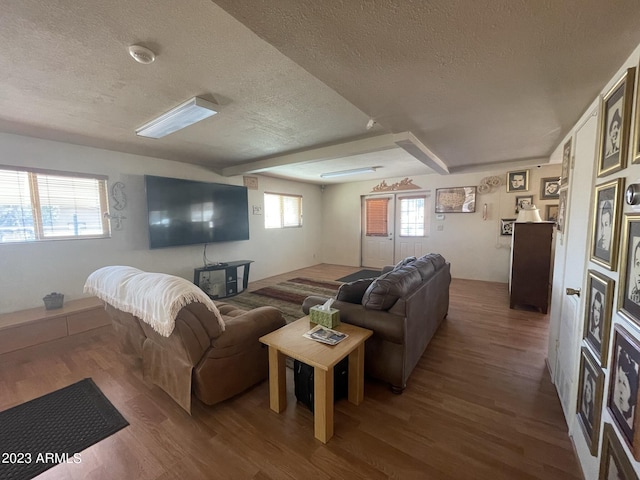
<box><xmin>106</xmin><ymin>301</ymin><xmax>285</xmax><ymax>413</ymax></box>
<box><xmin>303</xmin><ymin>253</ymin><xmax>450</xmax><ymax>392</ymax></box>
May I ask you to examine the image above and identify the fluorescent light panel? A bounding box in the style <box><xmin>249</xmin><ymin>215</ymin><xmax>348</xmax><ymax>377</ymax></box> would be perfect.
<box><xmin>136</xmin><ymin>97</ymin><xmax>218</xmax><ymax>138</ymax></box>
<box><xmin>320</xmin><ymin>167</ymin><xmax>377</xmax><ymax>179</ymax></box>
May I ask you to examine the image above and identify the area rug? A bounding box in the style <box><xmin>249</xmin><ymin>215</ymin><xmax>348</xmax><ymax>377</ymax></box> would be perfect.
<box><xmin>336</xmin><ymin>269</ymin><xmax>381</xmax><ymax>283</ymax></box>
<box><xmin>0</xmin><ymin>378</ymin><xmax>129</xmax><ymax>480</ymax></box>
<box><xmin>221</xmin><ymin>277</ymin><xmax>341</xmax><ymax>324</ymax></box>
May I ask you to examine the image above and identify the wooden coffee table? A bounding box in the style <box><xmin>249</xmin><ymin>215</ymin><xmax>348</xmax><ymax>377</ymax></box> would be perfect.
<box><xmin>259</xmin><ymin>316</ymin><xmax>373</xmax><ymax>443</ymax></box>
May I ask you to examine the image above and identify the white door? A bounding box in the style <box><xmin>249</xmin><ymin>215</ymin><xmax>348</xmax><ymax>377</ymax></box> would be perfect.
<box><xmin>394</xmin><ymin>193</ymin><xmax>429</xmax><ymax>260</ymax></box>
<box><xmin>549</xmin><ymin>113</ymin><xmax>598</xmax><ymax>420</ymax></box>
<box><xmin>361</xmin><ymin>195</ymin><xmax>395</xmax><ymax>268</ymax></box>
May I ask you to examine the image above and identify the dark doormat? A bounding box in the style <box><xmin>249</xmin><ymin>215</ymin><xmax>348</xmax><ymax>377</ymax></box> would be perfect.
<box><xmin>336</xmin><ymin>269</ymin><xmax>382</xmax><ymax>283</ymax></box>
<box><xmin>0</xmin><ymin>378</ymin><xmax>128</xmax><ymax>480</ymax></box>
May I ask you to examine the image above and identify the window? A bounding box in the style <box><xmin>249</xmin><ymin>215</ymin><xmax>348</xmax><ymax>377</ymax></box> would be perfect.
<box><xmin>264</xmin><ymin>192</ymin><xmax>303</xmax><ymax>229</ymax></box>
<box><xmin>399</xmin><ymin>196</ymin><xmax>427</xmax><ymax>237</ymax></box>
<box><xmin>365</xmin><ymin>197</ymin><xmax>389</xmax><ymax>236</ymax></box>
<box><xmin>0</xmin><ymin>166</ymin><xmax>110</xmax><ymax>243</ymax></box>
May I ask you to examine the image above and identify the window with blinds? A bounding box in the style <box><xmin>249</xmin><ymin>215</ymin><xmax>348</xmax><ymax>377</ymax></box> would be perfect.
<box><xmin>264</xmin><ymin>192</ymin><xmax>303</xmax><ymax>229</ymax></box>
<box><xmin>365</xmin><ymin>197</ymin><xmax>389</xmax><ymax>236</ymax></box>
<box><xmin>0</xmin><ymin>167</ymin><xmax>110</xmax><ymax>243</ymax></box>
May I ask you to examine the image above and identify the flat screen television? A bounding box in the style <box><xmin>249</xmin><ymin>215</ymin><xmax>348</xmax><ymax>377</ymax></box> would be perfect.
<box><xmin>144</xmin><ymin>175</ymin><xmax>250</xmax><ymax>249</ymax></box>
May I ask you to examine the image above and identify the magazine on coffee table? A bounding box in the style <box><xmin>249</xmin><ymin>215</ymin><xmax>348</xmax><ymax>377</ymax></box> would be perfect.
<box><xmin>303</xmin><ymin>325</ymin><xmax>348</xmax><ymax>345</ymax></box>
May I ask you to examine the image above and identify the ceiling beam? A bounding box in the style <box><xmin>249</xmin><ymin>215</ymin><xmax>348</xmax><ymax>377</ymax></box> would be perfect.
<box><xmin>220</xmin><ymin>134</ymin><xmax>400</xmax><ymax>177</ymax></box>
<box><xmin>392</xmin><ymin>132</ymin><xmax>449</xmax><ymax>175</ymax></box>
<box><xmin>220</xmin><ymin>131</ymin><xmax>451</xmax><ymax>177</ymax></box>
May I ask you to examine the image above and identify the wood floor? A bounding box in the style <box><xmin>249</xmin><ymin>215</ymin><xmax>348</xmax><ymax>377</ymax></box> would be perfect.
<box><xmin>0</xmin><ymin>265</ymin><xmax>583</xmax><ymax>480</ymax></box>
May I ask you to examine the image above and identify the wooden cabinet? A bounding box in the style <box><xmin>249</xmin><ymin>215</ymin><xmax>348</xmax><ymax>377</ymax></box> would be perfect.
<box><xmin>509</xmin><ymin>222</ymin><xmax>554</xmax><ymax>313</ymax></box>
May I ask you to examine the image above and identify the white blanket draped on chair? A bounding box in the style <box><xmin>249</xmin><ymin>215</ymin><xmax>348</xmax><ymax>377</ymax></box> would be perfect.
<box><xmin>84</xmin><ymin>265</ymin><xmax>225</xmax><ymax>337</ymax></box>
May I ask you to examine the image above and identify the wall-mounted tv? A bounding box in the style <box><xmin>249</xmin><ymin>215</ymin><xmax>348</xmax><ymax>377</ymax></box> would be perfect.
<box><xmin>144</xmin><ymin>175</ymin><xmax>249</xmax><ymax>249</ymax></box>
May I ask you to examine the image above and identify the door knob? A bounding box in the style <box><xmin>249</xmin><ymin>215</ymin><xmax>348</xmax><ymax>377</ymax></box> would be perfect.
<box><xmin>566</xmin><ymin>288</ymin><xmax>581</xmax><ymax>297</ymax></box>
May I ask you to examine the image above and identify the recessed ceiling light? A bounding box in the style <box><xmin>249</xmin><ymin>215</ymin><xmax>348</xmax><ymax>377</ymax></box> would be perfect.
<box><xmin>320</xmin><ymin>167</ymin><xmax>377</xmax><ymax>179</ymax></box>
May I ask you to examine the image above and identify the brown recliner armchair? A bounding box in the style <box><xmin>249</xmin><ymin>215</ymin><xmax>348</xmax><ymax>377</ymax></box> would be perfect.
<box><xmin>106</xmin><ymin>301</ymin><xmax>285</xmax><ymax>413</ymax></box>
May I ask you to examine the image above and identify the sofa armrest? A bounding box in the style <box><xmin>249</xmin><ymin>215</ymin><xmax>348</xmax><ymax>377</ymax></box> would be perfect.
<box><xmin>332</xmin><ymin>301</ymin><xmax>405</xmax><ymax>344</ymax></box>
<box><xmin>211</xmin><ymin>306</ymin><xmax>285</xmax><ymax>350</ymax></box>
<box><xmin>302</xmin><ymin>295</ymin><xmax>331</xmax><ymax>314</ymax></box>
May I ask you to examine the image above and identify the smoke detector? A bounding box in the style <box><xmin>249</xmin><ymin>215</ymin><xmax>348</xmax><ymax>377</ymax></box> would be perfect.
<box><xmin>128</xmin><ymin>45</ymin><xmax>156</xmax><ymax>64</ymax></box>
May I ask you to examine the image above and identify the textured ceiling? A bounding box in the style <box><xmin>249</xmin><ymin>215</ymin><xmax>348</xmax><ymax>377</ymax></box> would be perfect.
<box><xmin>1</xmin><ymin>1</ymin><xmax>640</xmax><ymax>184</ymax></box>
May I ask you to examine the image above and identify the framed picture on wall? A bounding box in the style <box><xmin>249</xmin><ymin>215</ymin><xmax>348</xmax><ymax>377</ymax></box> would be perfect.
<box><xmin>557</xmin><ymin>189</ymin><xmax>568</xmax><ymax>233</ymax></box>
<box><xmin>618</xmin><ymin>214</ymin><xmax>640</xmax><ymax>325</ymax></box>
<box><xmin>506</xmin><ymin>170</ymin><xmax>529</xmax><ymax>192</ymax></box>
<box><xmin>576</xmin><ymin>347</ymin><xmax>605</xmax><ymax>456</ymax></box>
<box><xmin>500</xmin><ymin>218</ymin><xmax>516</xmax><ymax>236</ymax></box>
<box><xmin>633</xmin><ymin>59</ymin><xmax>640</xmax><ymax>165</ymax></box>
<box><xmin>515</xmin><ymin>195</ymin><xmax>534</xmax><ymax>213</ymax></box>
<box><xmin>590</xmin><ymin>178</ymin><xmax>625</xmax><ymax>270</ymax></box>
<box><xmin>540</xmin><ymin>177</ymin><xmax>560</xmax><ymax>199</ymax></box>
<box><xmin>583</xmin><ymin>270</ymin><xmax>614</xmax><ymax>364</ymax></box>
<box><xmin>599</xmin><ymin>423</ymin><xmax>639</xmax><ymax>480</ymax></box>
<box><xmin>434</xmin><ymin>186</ymin><xmax>476</xmax><ymax>213</ymax></box>
<box><xmin>597</xmin><ymin>68</ymin><xmax>636</xmax><ymax>178</ymax></box>
<box><xmin>545</xmin><ymin>204</ymin><xmax>559</xmax><ymax>222</ymax></box>
<box><xmin>561</xmin><ymin>138</ymin><xmax>572</xmax><ymax>187</ymax></box>
<box><xmin>608</xmin><ymin>324</ymin><xmax>640</xmax><ymax>460</ymax></box>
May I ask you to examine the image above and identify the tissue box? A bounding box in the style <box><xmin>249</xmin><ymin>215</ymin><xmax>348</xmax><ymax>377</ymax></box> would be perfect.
<box><xmin>309</xmin><ymin>305</ymin><xmax>340</xmax><ymax>328</ymax></box>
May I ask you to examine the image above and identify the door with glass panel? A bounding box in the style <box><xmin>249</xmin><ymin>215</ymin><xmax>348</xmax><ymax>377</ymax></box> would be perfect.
<box><xmin>394</xmin><ymin>193</ymin><xmax>429</xmax><ymax>260</ymax></box>
<box><xmin>361</xmin><ymin>192</ymin><xmax>429</xmax><ymax>268</ymax></box>
<box><xmin>361</xmin><ymin>195</ymin><xmax>395</xmax><ymax>268</ymax></box>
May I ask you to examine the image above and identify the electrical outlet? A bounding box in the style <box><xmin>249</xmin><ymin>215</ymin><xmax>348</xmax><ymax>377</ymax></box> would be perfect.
<box><xmin>437</xmin><ymin>224</ymin><xmax>444</xmax><ymax>231</ymax></box>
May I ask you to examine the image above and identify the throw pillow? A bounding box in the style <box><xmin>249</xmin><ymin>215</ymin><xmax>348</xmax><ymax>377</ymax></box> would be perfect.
<box><xmin>336</xmin><ymin>278</ymin><xmax>375</xmax><ymax>304</ymax></box>
<box><xmin>361</xmin><ymin>266</ymin><xmax>422</xmax><ymax>310</ymax></box>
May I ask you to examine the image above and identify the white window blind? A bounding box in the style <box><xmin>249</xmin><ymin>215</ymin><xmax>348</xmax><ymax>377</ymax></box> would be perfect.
<box><xmin>264</xmin><ymin>192</ymin><xmax>303</xmax><ymax>229</ymax></box>
<box><xmin>0</xmin><ymin>167</ymin><xmax>110</xmax><ymax>243</ymax></box>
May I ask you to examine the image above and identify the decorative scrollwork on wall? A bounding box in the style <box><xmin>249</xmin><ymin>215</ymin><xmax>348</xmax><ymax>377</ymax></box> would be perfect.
<box><xmin>111</xmin><ymin>181</ymin><xmax>127</xmax><ymax>210</ymax></box>
<box><xmin>477</xmin><ymin>175</ymin><xmax>502</xmax><ymax>194</ymax></box>
<box><xmin>371</xmin><ymin>177</ymin><xmax>421</xmax><ymax>192</ymax></box>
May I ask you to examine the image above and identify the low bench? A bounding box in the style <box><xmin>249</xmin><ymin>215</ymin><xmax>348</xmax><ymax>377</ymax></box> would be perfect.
<box><xmin>0</xmin><ymin>297</ymin><xmax>109</xmax><ymax>355</ymax></box>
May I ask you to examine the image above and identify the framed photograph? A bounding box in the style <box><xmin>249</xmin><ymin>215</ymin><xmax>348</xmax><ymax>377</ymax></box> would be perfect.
<box><xmin>618</xmin><ymin>214</ymin><xmax>640</xmax><ymax>325</ymax></box>
<box><xmin>599</xmin><ymin>423</ymin><xmax>639</xmax><ymax>480</ymax></box>
<box><xmin>500</xmin><ymin>218</ymin><xmax>516</xmax><ymax>236</ymax></box>
<box><xmin>608</xmin><ymin>324</ymin><xmax>640</xmax><ymax>460</ymax></box>
<box><xmin>243</xmin><ymin>176</ymin><xmax>259</xmax><ymax>190</ymax></box>
<box><xmin>583</xmin><ymin>270</ymin><xmax>614</xmax><ymax>364</ymax></box>
<box><xmin>545</xmin><ymin>204</ymin><xmax>559</xmax><ymax>222</ymax></box>
<box><xmin>540</xmin><ymin>177</ymin><xmax>560</xmax><ymax>199</ymax></box>
<box><xmin>590</xmin><ymin>178</ymin><xmax>625</xmax><ymax>270</ymax></box>
<box><xmin>515</xmin><ymin>195</ymin><xmax>534</xmax><ymax>213</ymax></box>
<box><xmin>434</xmin><ymin>186</ymin><xmax>476</xmax><ymax>213</ymax></box>
<box><xmin>557</xmin><ymin>189</ymin><xmax>568</xmax><ymax>233</ymax></box>
<box><xmin>634</xmin><ymin>60</ymin><xmax>640</xmax><ymax>165</ymax></box>
<box><xmin>506</xmin><ymin>169</ymin><xmax>529</xmax><ymax>192</ymax></box>
<box><xmin>597</xmin><ymin>68</ymin><xmax>636</xmax><ymax>178</ymax></box>
<box><xmin>577</xmin><ymin>347</ymin><xmax>605</xmax><ymax>455</ymax></box>
<box><xmin>561</xmin><ymin>138</ymin><xmax>572</xmax><ymax>187</ymax></box>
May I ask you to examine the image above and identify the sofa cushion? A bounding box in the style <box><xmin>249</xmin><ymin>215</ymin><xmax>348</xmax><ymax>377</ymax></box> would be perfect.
<box><xmin>336</xmin><ymin>278</ymin><xmax>375</xmax><ymax>304</ymax></box>
<box><xmin>421</xmin><ymin>253</ymin><xmax>446</xmax><ymax>269</ymax></box>
<box><xmin>411</xmin><ymin>257</ymin><xmax>436</xmax><ymax>280</ymax></box>
<box><xmin>361</xmin><ymin>265</ymin><xmax>422</xmax><ymax>310</ymax></box>
<box><xmin>393</xmin><ymin>256</ymin><xmax>416</xmax><ymax>270</ymax></box>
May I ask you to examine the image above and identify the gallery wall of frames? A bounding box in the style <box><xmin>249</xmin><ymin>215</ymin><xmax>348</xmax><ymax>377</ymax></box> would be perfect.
<box><xmin>571</xmin><ymin>54</ymin><xmax>640</xmax><ymax>479</ymax></box>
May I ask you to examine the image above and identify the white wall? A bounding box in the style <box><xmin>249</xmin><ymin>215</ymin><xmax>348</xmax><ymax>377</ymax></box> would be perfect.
<box><xmin>549</xmin><ymin>42</ymin><xmax>640</xmax><ymax>479</ymax></box>
<box><xmin>0</xmin><ymin>133</ymin><xmax>323</xmax><ymax>313</ymax></box>
<box><xmin>321</xmin><ymin>165</ymin><xmax>561</xmax><ymax>283</ymax></box>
